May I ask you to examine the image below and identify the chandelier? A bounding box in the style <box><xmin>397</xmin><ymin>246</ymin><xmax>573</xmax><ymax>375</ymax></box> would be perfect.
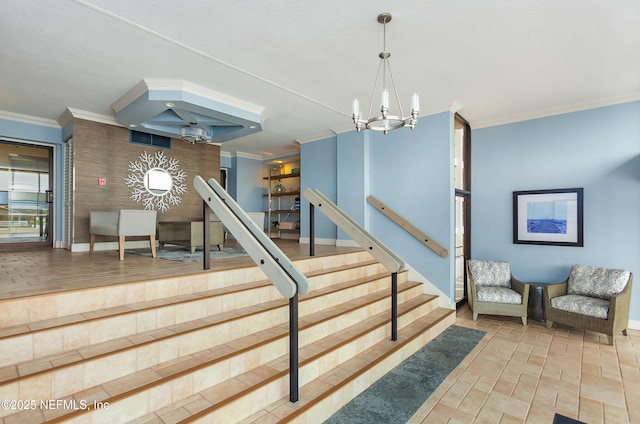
<box><xmin>352</xmin><ymin>13</ymin><xmax>419</xmax><ymax>134</ymax></box>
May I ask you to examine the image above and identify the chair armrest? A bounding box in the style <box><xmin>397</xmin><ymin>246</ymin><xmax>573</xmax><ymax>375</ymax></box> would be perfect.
<box><xmin>511</xmin><ymin>276</ymin><xmax>530</xmax><ymax>304</ymax></box>
<box><xmin>543</xmin><ymin>280</ymin><xmax>568</xmax><ymax>312</ymax></box>
<box><xmin>89</xmin><ymin>211</ymin><xmax>119</xmax><ymax>236</ymax></box>
<box><xmin>118</xmin><ymin>210</ymin><xmax>158</xmax><ymax>236</ymax></box>
<box><xmin>544</xmin><ymin>281</ymin><xmax>568</xmax><ymax>300</ymax></box>
<box><xmin>609</xmin><ymin>274</ymin><xmax>633</xmax><ymax>321</ymax></box>
<box><xmin>465</xmin><ymin>261</ymin><xmax>477</xmax><ymax>297</ymax></box>
<box><xmin>465</xmin><ymin>261</ymin><xmax>477</xmax><ymax>308</ymax></box>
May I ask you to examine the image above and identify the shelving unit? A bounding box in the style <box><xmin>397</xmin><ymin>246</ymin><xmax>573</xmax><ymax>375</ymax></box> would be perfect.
<box><xmin>263</xmin><ymin>167</ymin><xmax>300</xmax><ymax>239</ymax></box>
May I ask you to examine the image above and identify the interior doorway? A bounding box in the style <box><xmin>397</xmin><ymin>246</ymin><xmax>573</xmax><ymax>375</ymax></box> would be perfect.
<box><xmin>0</xmin><ymin>141</ymin><xmax>53</xmax><ymax>249</ymax></box>
<box><xmin>454</xmin><ymin>115</ymin><xmax>471</xmax><ymax>306</ymax></box>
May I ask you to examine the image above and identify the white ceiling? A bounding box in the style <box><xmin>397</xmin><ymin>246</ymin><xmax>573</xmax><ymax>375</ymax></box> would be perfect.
<box><xmin>1</xmin><ymin>0</ymin><xmax>639</xmax><ymax>159</ymax></box>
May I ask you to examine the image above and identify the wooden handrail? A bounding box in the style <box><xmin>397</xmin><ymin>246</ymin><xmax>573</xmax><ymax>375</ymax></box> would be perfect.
<box><xmin>367</xmin><ymin>195</ymin><xmax>448</xmax><ymax>258</ymax></box>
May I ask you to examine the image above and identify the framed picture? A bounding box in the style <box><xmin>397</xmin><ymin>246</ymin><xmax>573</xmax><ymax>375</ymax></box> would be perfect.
<box><xmin>513</xmin><ymin>188</ymin><xmax>583</xmax><ymax>247</ymax></box>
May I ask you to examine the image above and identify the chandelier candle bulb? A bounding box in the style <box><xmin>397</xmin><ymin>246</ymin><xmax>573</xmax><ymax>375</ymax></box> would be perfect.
<box><xmin>352</xmin><ymin>98</ymin><xmax>360</xmax><ymax>116</ymax></box>
<box><xmin>412</xmin><ymin>93</ymin><xmax>420</xmax><ymax>112</ymax></box>
<box><xmin>381</xmin><ymin>89</ymin><xmax>389</xmax><ymax>109</ymax></box>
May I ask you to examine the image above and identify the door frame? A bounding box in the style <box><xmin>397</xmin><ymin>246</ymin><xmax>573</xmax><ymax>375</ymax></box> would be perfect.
<box><xmin>0</xmin><ymin>140</ymin><xmax>54</xmax><ymax>250</ymax></box>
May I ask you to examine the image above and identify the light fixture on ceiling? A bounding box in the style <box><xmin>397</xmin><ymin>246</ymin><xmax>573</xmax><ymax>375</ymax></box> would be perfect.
<box><xmin>352</xmin><ymin>12</ymin><xmax>419</xmax><ymax>134</ymax></box>
<box><xmin>179</xmin><ymin>125</ymin><xmax>209</xmax><ymax>144</ymax></box>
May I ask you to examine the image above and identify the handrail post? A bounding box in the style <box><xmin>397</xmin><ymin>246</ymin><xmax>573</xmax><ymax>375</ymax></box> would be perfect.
<box><xmin>309</xmin><ymin>203</ymin><xmax>315</xmax><ymax>257</ymax></box>
<box><xmin>289</xmin><ymin>292</ymin><xmax>299</xmax><ymax>402</ymax></box>
<box><xmin>203</xmin><ymin>200</ymin><xmax>211</xmax><ymax>270</ymax></box>
<box><xmin>391</xmin><ymin>272</ymin><xmax>398</xmax><ymax>341</ymax></box>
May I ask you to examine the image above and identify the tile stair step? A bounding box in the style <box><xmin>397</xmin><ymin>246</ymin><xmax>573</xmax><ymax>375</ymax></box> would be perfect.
<box><xmin>272</xmin><ymin>308</ymin><xmax>456</xmax><ymax>424</ymax></box>
<box><xmin>0</xmin><ymin>258</ymin><xmax>382</xmax><ymax>336</ymax></box>
<box><xmin>160</xmin><ymin>306</ymin><xmax>455</xmax><ymax>424</ymax></box>
<box><xmin>9</xmin><ymin>294</ymin><xmax>440</xmax><ymax>424</ymax></box>
<box><xmin>0</xmin><ymin>252</ymin><xmax>378</xmax><ymax>329</ymax></box>
<box><xmin>0</xmin><ymin>262</ymin><xmax>393</xmax><ymax>368</ymax></box>
<box><xmin>0</xmin><ymin>276</ymin><xmax>420</xmax><ymax>404</ymax></box>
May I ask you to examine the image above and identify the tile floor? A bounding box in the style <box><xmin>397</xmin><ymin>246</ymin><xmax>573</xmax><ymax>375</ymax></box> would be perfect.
<box><xmin>2</xmin><ymin>244</ymin><xmax>639</xmax><ymax>423</ymax></box>
<box><xmin>411</xmin><ymin>308</ymin><xmax>640</xmax><ymax>424</ymax></box>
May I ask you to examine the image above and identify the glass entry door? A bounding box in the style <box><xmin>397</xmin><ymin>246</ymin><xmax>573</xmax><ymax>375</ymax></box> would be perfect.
<box><xmin>0</xmin><ymin>141</ymin><xmax>53</xmax><ymax>248</ymax></box>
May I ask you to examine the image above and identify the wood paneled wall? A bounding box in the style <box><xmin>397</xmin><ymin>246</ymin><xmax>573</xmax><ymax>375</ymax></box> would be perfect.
<box><xmin>72</xmin><ymin>119</ymin><xmax>220</xmax><ymax>243</ymax></box>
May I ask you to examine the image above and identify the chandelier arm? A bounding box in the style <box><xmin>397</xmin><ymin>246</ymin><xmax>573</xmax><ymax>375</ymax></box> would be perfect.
<box><xmin>385</xmin><ymin>59</ymin><xmax>406</xmax><ymax>119</ymax></box>
<box><xmin>367</xmin><ymin>59</ymin><xmax>385</xmax><ymax>120</ymax></box>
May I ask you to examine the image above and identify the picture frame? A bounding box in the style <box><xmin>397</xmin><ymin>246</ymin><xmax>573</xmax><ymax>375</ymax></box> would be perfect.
<box><xmin>513</xmin><ymin>188</ymin><xmax>583</xmax><ymax>247</ymax></box>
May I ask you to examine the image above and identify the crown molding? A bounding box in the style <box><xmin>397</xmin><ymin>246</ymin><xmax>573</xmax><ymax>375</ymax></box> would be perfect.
<box><xmin>110</xmin><ymin>80</ymin><xmax>149</xmax><ymax>113</ymax></box>
<box><xmin>0</xmin><ymin>110</ymin><xmax>60</xmax><ymax>128</ymax></box>
<box><xmin>63</xmin><ymin>107</ymin><xmax>122</xmax><ymax>127</ymax></box>
<box><xmin>113</xmin><ymin>79</ymin><xmax>265</xmax><ymax>116</ymax></box>
<box><xmin>472</xmin><ymin>95</ymin><xmax>640</xmax><ymax>129</ymax></box>
<box><xmin>229</xmin><ymin>151</ymin><xmax>264</xmax><ymax>161</ymax></box>
<box><xmin>296</xmin><ymin>130</ymin><xmax>338</xmax><ymax>144</ymax></box>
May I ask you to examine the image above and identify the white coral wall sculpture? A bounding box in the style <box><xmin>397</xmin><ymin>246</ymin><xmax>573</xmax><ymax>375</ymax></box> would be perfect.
<box><xmin>124</xmin><ymin>151</ymin><xmax>188</xmax><ymax>213</ymax></box>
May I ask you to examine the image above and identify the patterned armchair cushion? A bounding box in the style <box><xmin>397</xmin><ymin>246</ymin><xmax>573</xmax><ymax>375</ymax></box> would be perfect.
<box><xmin>477</xmin><ymin>287</ymin><xmax>522</xmax><ymax>304</ymax></box>
<box><xmin>551</xmin><ymin>294</ymin><xmax>610</xmax><ymax>319</ymax></box>
<box><xmin>567</xmin><ymin>264</ymin><xmax>630</xmax><ymax>300</ymax></box>
<box><xmin>469</xmin><ymin>260</ymin><xmax>511</xmax><ymax>288</ymax></box>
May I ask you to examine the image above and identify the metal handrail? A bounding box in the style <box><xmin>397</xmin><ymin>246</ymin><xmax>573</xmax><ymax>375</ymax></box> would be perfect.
<box><xmin>194</xmin><ymin>175</ymin><xmax>310</xmax><ymax>402</ymax></box>
<box><xmin>194</xmin><ymin>176</ymin><xmax>310</xmax><ymax>297</ymax></box>
<box><xmin>303</xmin><ymin>187</ymin><xmax>404</xmax><ymax>340</ymax></box>
<box><xmin>304</xmin><ymin>188</ymin><xmax>405</xmax><ymax>272</ymax></box>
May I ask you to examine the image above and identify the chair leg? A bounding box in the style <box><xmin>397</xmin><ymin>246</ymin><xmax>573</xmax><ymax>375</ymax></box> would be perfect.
<box><xmin>149</xmin><ymin>235</ymin><xmax>156</xmax><ymax>258</ymax></box>
<box><xmin>472</xmin><ymin>312</ymin><xmax>478</xmax><ymax>321</ymax></box>
<box><xmin>607</xmin><ymin>335</ymin><xmax>615</xmax><ymax>346</ymax></box>
<box><xmin>623</xmin><ymin>329</ymin><xmax>628</xmax><ymax>336</ymax></box>
<box><xmin>521</xmin><ymin>317</ymin><xmax>527</xmax><ymax>326</ymax></box>
<box><xmin>119</xmin><ymin>236</ymin><xmax>125</xmax><ymax>261</ymax></box>
<box><xmin>89</xmin><ymin>234</ymin><xmax>96</xmax><ymax>253</ymax></box>
<box><xmin>545</xmin><ymin>320</ymin><xmax>553</xmax><ymax>329</ymax></box>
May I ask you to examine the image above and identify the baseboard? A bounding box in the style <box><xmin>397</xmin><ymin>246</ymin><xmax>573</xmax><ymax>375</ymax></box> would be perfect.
<box><xmin>298</xmin><ymin>237</ymin><xmax>337</xmax><ymax>246</ymax></box>
<box><xmin>335</xmin><ymin>239</ymin><xmax>361</xmax><ymax>248</ymax></box>
<box><xmin>628</xmin><ymin>319</ymin><xmax>640</xmax><ymax>330</ymax></box>
<box><xmin>404</xmin><ymin>263</ymin><xmax>454</xmax><ymax>309</ymax></box>
<box><xmin>71</xmin><ymin>241</ymin><xmax>155</xmax><ymax>253</ymax></box>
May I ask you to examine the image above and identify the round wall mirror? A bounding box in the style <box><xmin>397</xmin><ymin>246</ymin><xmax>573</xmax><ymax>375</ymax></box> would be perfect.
<box><xmin>144</xmin><ymin>167</ymin><xmax>172</xmax><ymax>196</ymax></box>
<box><xmin>125</xmin><ymin>151</ymin><xmax>187</xmax><ymax>212</ymax></box>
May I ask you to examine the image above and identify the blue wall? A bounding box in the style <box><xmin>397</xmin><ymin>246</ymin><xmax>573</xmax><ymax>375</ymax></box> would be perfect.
<box><xmin>472</xmin><ymin>101</ymin><xmax>640</xmax><ymax>320</ymax></box>
<box><xmin>301</xmin><ymin>112</ymin><xmax>455</xmax><ymax>301</ymax></box>
<box><xmin>368</xmin><ymin>112</ymin><xmax>454</xmax><ymax>299</ymax></box>
<box><xmin>337</xmin><ymin>130</ymin><xmax>368</xmax><ymax>241</ymax></box>
<box><xmin>300</xmin><ymin>136</ymin><xmax>338</xmax><ymax>241</ymax></box>
<box><xmin>230</xmin><ymin>155</ymin><xmax>264</xmax><ymax>213</ymax></box>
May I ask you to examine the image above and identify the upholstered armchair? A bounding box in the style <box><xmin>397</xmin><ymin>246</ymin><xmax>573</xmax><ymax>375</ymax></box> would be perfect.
<box><xmin>544</xmin><ymin>264</ymin><xmax>633</xmax><ymax>345</ymax></box>
<box><xmin>466</xmin><ymin>259</ymin><xmax>530</xmax><ymax>325</ymax></box>
<box><xmin>89</xmin><ymin>210</ymin><xmax>157</xmax><ymax>260</ymax></box>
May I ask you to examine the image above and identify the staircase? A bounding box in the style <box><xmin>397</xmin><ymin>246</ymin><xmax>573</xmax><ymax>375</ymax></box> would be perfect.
<box><xmin>0</xmin><ymin>250</ymin><xmax>455</xmax><ymax>424</ymax></box>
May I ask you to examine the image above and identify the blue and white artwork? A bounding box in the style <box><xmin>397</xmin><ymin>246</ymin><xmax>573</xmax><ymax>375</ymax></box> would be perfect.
<box><xmin>514</xmin><ymin>188</ymin><xmax>583</xmax><ymax>246</ymax></box>
<box><xmin>527</xmin><ymin>201</ymin><xmax>567</xmax><ymax>234</ymax></box>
